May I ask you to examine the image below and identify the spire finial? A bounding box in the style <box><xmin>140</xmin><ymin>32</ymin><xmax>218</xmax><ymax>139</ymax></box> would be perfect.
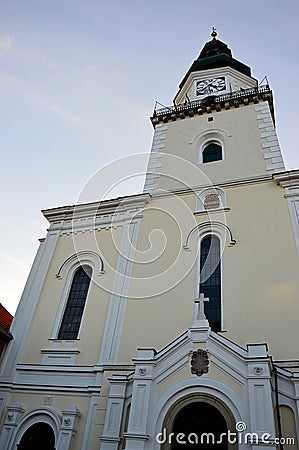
<box><xmin>211</xmin><ymin>27</ymin><xmax>217</xmax><ymax>40</ymax></box>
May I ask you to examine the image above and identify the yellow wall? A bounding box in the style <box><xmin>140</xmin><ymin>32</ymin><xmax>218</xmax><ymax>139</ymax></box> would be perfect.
<box><xmin>21</xmin><ymin>227</ymin><xmax>122</xmax><ymax>365</ymax></box>
<box><xmin>119</xmin><ymin>182</ymin><xmax>299</xmax><ymax>362</ymax></box>
<box><xmin>155</xmin><ymin>103</ymin><xmax>274</xmax><ymax>193</ymax></box>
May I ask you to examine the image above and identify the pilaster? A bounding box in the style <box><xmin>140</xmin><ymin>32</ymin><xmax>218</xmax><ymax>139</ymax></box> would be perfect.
<box><xmin>99</xmin><ymin>207</ymin><xmax>144</xmax><ymax>365</ymax></box>
<box><xmin>56</xmin><ymin>406</ymin><xmax>81</xmax><ymax>450</ymax></box>
<box><xmin>0</xmin><ymin>227</ymin><xmax>61</xmax><ymax>383</ymax></box>
<box><xmin>100</xmin><ymin>375</ymin><xmax>129</xmax><ymax>450</ymax></box>
<box><xmin>246</xmin><ymin>344</ymin><xmax>276</xmax><ymax>448</ymax></box>
<box><xmin>0</xmin><ymin>403</ymin><xmax>25</xmax><ymax>450</ymax></box>
<box><xmin>124</xmin><ymin>348</ymin><xmax>156</xmax><ymax>450</ymax></box>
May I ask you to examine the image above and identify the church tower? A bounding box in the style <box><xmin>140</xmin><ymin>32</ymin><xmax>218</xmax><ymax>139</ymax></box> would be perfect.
<box><xmin>0</xmin><ymin>31</ymin><xmax>299</xmax><ymax>450</ymax></box>
<box><xmin>144</xmin><ymin>29</ymin><xmax>284</xmax><ymax>193</ymax></box>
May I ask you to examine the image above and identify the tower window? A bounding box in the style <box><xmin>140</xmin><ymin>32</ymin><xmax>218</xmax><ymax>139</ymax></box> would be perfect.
<box><xmin>202</xmin><ymin>143</ymin><xmax>222</xmax><ymax>163</ymax></box>
<box><xmin>58</xmin><ymin>265</ymin><xmax>92</xmax><ymax>340</ymax></box>
<box><xmin>200</xmin><ymin>235</ymin><xmax>221</xmax><ymax>331</ymax></box>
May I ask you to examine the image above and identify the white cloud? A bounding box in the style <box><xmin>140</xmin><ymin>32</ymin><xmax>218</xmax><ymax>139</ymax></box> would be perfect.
<box><xmin>0</xmin><ymin>33</ymin><xmax>15</xmax><ymax>52</ymax></box>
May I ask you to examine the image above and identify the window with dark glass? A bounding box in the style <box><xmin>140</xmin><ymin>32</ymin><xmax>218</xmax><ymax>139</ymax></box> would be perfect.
<box><xmin>202</xmin><ymin>143</ymin><xmax>222</xmax><ymax>163</ymax></box>
<box><xmin>199</xmin><ymin>235</ymin><xmax>221</xmax><ymax>331</ymax></box>
<box><xmin>58</xmin><ymin>265</ymin><xmax>92</xmax><ymax>340</ymax></box>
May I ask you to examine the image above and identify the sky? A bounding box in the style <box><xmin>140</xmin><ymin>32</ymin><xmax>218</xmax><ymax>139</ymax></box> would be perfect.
<box><xmin>1</xmin><ymin>0</ymin><xmax>298</xmax><ymax>314</ymax></box>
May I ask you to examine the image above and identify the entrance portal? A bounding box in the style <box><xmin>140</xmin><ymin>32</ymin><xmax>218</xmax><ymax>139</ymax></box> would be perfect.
<box><xmin>171</xmin><ymin>402</ymin><xmax>228</xmax><ymax>449</ymax></box>
<box><xmin>18</xmin><ymin>422</ymin><xmax>55</xmax><ymax>450</ymax></box>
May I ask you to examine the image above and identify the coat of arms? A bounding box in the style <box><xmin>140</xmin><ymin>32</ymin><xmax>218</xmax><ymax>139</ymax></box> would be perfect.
<box><xmin>191</xmin><ymin>349</ymin><xmax>209</xmax><ymax>376</ymax></box>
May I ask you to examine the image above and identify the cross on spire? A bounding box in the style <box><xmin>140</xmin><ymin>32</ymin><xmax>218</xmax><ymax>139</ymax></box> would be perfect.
<box><xmin>194</xmin><ymin>293</ymin><xmax>209</xmax><ymax>320</ymax></box>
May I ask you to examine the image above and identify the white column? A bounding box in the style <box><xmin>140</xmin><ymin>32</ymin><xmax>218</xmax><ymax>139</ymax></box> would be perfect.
<box><xmin>246</xmin><ymin>344</ymin><xmax>276</xmax><ymax>449</ymax></box>
<box><xmin>56</xmin><ymin>406</ymin><xmax>81</xmax><ymax>450</ymax></box>
<box><xmin>99</xmin><ymin>217</ymin><xmax>142</xmax><ymax>365</ymax></box>
<box><xmin>100</xmin><ymin>375</ymin><xmax>128</xmax><ymax>450</ymax></box>
<box><xmin>0</xmin><ymin>402</ymin><xmax>25</xmax><ymax>450</ymax></box>
<box><xmin>124</xmin><ymin>349</ymin><xmax>155</xmax><ymax>450</ymax></box>
<box><xmin>0</xmin><ymin>228</ymin><xmax>61</xmax><ymax>382</ymax></box>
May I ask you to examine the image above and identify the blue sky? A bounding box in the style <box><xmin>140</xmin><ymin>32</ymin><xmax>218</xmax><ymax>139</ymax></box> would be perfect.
<box><xmin>1</xmin><ymin>0</ymin><xmax>298</xmax><ymax>313</ymax></box>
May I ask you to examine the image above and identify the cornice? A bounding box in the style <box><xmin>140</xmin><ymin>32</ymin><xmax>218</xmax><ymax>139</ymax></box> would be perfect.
<box><xmin>41</xmin><ymin>193</ymin><xmax>151</xmax><ymax>235</ymax></box>
<box><xmin>273</xmin><ymin>169</ymin><xmax>299</xmax><ymax>188</ymax></box>
<box><xmin>147</xmin><ymin>173</ymin><xmax>274</xmax><ymax>199</ymax></box>
<box><xmin>42</xmin><ymin>193</ymin><xmax>151</xmax><ymax>222</ymax></box>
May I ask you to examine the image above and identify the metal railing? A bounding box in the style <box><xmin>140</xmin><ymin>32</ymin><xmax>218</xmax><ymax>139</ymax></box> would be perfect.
<box><xmin>153</xmin><ymin>85</ymin><xmax>271</xmax><ymax>117</ymax></box>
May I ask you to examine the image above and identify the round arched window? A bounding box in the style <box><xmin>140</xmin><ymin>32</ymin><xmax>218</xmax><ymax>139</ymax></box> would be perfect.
<box><xmin>202</xmin><ymin>143</ymin><xmax>222</xmax><ymax>163</ymax></box>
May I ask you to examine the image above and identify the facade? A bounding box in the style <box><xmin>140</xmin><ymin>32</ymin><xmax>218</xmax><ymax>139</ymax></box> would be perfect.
<box><xmin>1</xmin><ymin>32</ymin><xmax>299</xmax><ymax>450</ymax></box>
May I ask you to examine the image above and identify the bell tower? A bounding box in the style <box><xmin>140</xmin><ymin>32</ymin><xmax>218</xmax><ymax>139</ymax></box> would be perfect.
<box><xmin>144</xmin><ymin>30</ymin><xmax>285</xmax><ymax>193</ymax></box>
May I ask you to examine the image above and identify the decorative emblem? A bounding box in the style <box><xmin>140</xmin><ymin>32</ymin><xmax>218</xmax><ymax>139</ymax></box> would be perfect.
<box><xmin>138</xmin><ymin>367</ymin><xmax>147</xmax><ymax>376</ymax></box>
<box><xmin>64</xmin><ymin>417</ymin><xmax>72</xmax><ymax>426</ymax></box>
<box><xmin>204</xmin><ymin>193</ymin><xmax>220</xmax><ymax>210</ymax></box>
<box><xmin>43</xmin><ymin>396</ymin><xmax>53</xmax><ymax>405</ymax></box>
<box><xmin>253</xmin><ymin>366</ymin><xmax>264</xmax><ymax>375</ymax></box>
<box><xmin>7</xmin><ymin>412</ymin><xmax>14</xmax><ymax>422</ymax></box>
<box><xmin>191</xmin><ymin>349</ymin><xmax>209</xmax><ymax>376</ymax></box>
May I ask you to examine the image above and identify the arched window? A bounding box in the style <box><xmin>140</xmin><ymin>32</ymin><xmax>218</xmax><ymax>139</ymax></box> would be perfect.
<box><xmin>200</xmin><ymin>235</ymin><xmax>221</xmax><ymax>331</ymax></box>
<box><xmin>202</xmin><ymin>142</ymin><xmax>222</xmax><ymax>163</ymax></box>
<box><xmin>58</xmin><ymin>265</ymin><xmax>92</xmax><ymax>340</ymax></box>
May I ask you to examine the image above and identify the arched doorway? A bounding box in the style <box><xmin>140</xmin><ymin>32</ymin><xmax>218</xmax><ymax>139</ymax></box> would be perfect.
<box><xmin>18</xmin><ymin>422</ymin><xmax>55</xmax><ymax>450</ymax></box>
<box><xmin>171</xmin><ymin>402</ymin><xmax>228</xmax><ymax>449</ymax></box>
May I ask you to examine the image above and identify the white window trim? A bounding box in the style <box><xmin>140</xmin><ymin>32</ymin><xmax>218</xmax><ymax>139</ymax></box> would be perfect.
<box><xmin>202</xmin><ymin>140</ymin><xmax>223</xmax><ymax>164</ymax></box>
<box><xmin>194</xmin><ymin>231</ymin><xmax>224</xmax><ymax>331</ymax></box>
<box><xmin>184</xmin><ymin>221</ymin><xmax>236</xmax><ymax>332</ymax></box>
<box><xmin>190</xmin><ymin>128</ymin><xmax>231</xmax><ymax>165</ymax></box>
<box><xmin>50</xmin><ymin>259</ymin><xmax>94</xmax><ymax>340</ymax></box>
<box><xmin>11</xmin><ymin>409</ymin><xmax>60</xmax><ymax>450</ymax></box>
<box><xmin>196</xmin><ymin>186</ymin><xmax>227</xmax><ymax>212</ymax></box>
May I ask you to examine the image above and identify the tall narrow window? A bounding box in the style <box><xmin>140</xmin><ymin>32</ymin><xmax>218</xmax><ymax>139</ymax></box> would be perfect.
<box><xmin>202</xmin><ymin>143</ymin><xmax>222</xmax><ymax>163</ymax></box>
<box><xmin>58</xmin><ymin>265</ymin><xmax>92</xmax><ymax>340</ymax></box>
<box><xmin>200</xmin><ymin>235</ymin><xmax>221</xmax><ymax>331</ymax></box>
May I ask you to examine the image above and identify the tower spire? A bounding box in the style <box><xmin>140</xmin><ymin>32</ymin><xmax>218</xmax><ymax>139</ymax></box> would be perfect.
<box><xmin>211</xmin><ymin>27</ymin><xmax>217</xmax><ymax>40</ymax></box>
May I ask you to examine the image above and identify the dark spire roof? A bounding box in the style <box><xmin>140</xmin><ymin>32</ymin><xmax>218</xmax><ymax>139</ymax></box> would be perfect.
<box><xmin>179</xmin><ymin>32</ymin><xmax>252</xmax><ymax>89</ymax></box>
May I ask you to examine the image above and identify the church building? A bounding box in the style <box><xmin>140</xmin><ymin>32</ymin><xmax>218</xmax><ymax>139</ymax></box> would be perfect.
<box><xmin>1</xmin><ymin>31</ymin><xmax>299</xmax><ymax>450</ymax></box>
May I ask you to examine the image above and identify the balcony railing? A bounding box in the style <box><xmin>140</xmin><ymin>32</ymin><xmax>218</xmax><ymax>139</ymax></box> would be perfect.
<box><xmin>152</xmin><ymin>85</ymin><xmax>271</xmax><ymax>117</ymax></box>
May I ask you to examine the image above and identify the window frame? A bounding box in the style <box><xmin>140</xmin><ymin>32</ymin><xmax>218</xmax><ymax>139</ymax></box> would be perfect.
<box><xmin>199</xmin><ymin>234</ymin><xmax>222</xmax><ymax>331</ymax></box>
<box><xmin>202</xmin><ymin>142</ymin><xmax>223</xmax><ymax>163</ymax></box>
<box><xmin>193</xmin><ymin>231</ymin><xmax>225</xmax><ymax>332</ymax></box>
<box><xmin>193</xmin><ymin>130</ymin><xmax>228</xmax><ymax>165</ymax></box>
<box><xmin>50</xmin><ymin>261</ymin><xmax>94</xmax><ymax>340</ymax></box>
<box><xmin>58</xmin><ymin>265</ymin><xmax>92</xmax><ymax>340</ymax></box>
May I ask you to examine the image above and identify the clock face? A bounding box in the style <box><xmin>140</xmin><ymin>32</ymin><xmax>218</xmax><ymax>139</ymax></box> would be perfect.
<box><xmin>196</xmin><ymin>77</ymin><xmax>226</xmax><ymax>96</ymax></box>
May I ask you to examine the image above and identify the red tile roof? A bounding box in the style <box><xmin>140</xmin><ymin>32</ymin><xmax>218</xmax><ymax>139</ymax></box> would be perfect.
<box><xmin>0</xmin><ymin>304</ymin><xmax>13</xmax><ymax>332</ymax></box>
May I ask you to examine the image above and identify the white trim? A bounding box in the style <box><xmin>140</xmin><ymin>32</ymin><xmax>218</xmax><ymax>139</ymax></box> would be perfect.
<box><xmin>255</xmin><ymin>102</ymin><xmax>285</xmax><ymax>173</ymax></box>
<box><xmin>195</xmin><ymin>186</ymin><xmax>227</xmax><ymax>212</ymax></box>
<box><xmin>191</xmin><ymin>128</ymin><xmax>230</xmax><ymax>165</ymax></box>
<box><xmin>10</xmin><ymin>408</ymin><xmax>61</xmax><ymax>450</ymax></box>
<box><xmin>56</xmin><ymin>251</ymin><xmax>104</xmax><ymax>278</ymax></box>
<box><xmin>99</xmin><ymin>217</ymin><xmax>142</xmax><ymax>364</ymax></box>
<box><xmin>195</xmin><ymin>232</ymin><xmax>225</xmax><ymax>331</ymax></box>
<box><xmin>274</xmin><ymin>172</ymin><xmax>299</xmax><ymax>258</ymax></box>
<box><xmin>152</xmin><ymin>378</ymin><xmax>245</xmax><ymax>450</ymax></box>
<box><xmin>185</xmin><ymin>222</ymin><xmax>235</xmax><ymax>331</ymax></box>
<box><xmin>184</xmin><ymin>221</ymin><xmax>236</xmax><ymax>251</ymax></box>
<box><xmin>144</xmin><ymin>126</ymin><xmax>167</xmax><ymax>192</ymax></box>
<box><xmin>0</xmin><ymin>230</ymin><xmax>61</xmax><ymax>380</ymax></box>
<box><xmin>49</xmin><ymin>262</ymin><xmax>93</xmax><ymax>341</ymax></box>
